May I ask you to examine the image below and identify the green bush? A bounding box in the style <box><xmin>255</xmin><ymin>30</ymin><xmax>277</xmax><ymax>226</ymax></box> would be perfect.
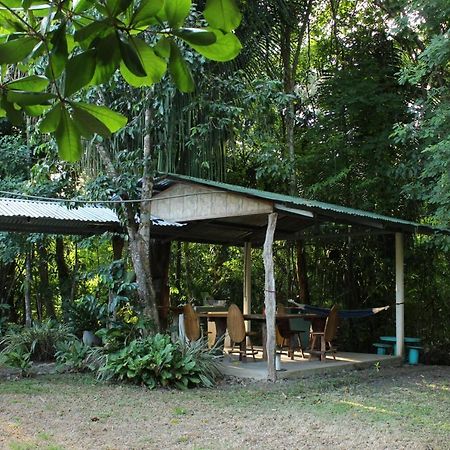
<box><xmin>98</xmin><ymin>334</ymin><xmax>221</xmax><ymax>389</ymax></box>
<box><xmin>68</xmin><ymin>295</ymin><xmax>107</xmax><ymax>337</ymax></box>
<box><xmin>55</xmin><ymin>339</ymin><xmax>91</xmax><ymax>372</ymax></box>
<box><xmin>0</xmin><ymin>320</ymin><xmax>74</xmax><ymax>362</ymax></box>
<box><xmin>3</xmin><ymin>346</ymin><xmax>32</xmax><ymax>377</ymax></box>
<box><xmin>96</xmin><ymin>317</ymin><xmax>150</xmax><ymax>352</ymax></box>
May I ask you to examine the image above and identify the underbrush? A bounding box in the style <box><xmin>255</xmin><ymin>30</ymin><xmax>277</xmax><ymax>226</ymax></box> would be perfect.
<box><xmin>97</xmin><ymin>334</ymin><xmax>221</xmax><ymax>389</ymax></box>
<box><xmin>0</xmin><ymin>320</ymin><xmax>74</xmax><ymax>362</ymax></box>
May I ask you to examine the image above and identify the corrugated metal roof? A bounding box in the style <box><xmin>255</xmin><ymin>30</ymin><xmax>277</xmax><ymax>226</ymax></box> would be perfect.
<box><xmin>154</xmin><ymin>174</ymin><xmax>450</xmax><ymax>236</ymax></box>
<box><xmin>0</xmin><ymin>198</ymin><xmax>184</xmax><ymax>235</ymax></box>
<box><xmin>0</xmin><ymin>198</ymin><xmax>119</xmax><ymax>223</ymax></box>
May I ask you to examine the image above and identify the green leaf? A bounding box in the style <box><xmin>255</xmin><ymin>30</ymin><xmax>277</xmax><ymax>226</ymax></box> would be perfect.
<box><xmin>164</xmin><ymin>0</ymin><xmax>191</xmax><ymax>28</ymax></box>
<box><xmin>23</xmin><ymin>105</ymin><xmax>50</xmax><ymax>116</ymax></box>
<box><xmin>189</xmin><ymin>28</ymin><xmax>241</xmax><ymax>62</ymax></box>
<box><xmin>73</xmin><ymin>0</ymin><xmax>95</xmax><ymax>14</ymax></box>
<box><xmin>204</xmin><ymin>0</ymin><xmax>242</xmax><ymax>32</ymax></box>
<box><xmin>174</xmin><ymin>28</ymin><xmax>217</xmax><ymax>45</ymax></box>
<box><xmin>55</xmin><ymin>107</ymin><xmax>82</xmax><ymax>162</ymax></box>
<box><xmin>105</xmin><ymin>0</ymin><xmax>132</xmax><ymax>17</ymax></box>
<box><xmin>72</xmin><ymin>104</ymin><xmax>111</xmax><ymax>138</ymax></box>
<box><xmin>46</xmin><ymin>23</ymin><xmax>68</xmax><ymax>79</ymax></box>
<box><xmin>74</xmin><ymin>102</ymin><xmax>127</xmax><ymax>133</ymax></box>
<box><xmin>64</xmin><ymin>50</ymin><xmax>96</xmax><ymax>96</ymax></box>
<box><xmin>90</xmin><ymin>33</ymin><xmax>120</xmax><ymax>85</ymax></box>
<box><xmin>1</xmin><ymin>94</ymin><xmax>23</xmax><ymax>126</ymax></box>
<box><xmin>7</xmin><ymin>91</ymin><xmax>55</xmax><ymax>106</ymax></box>
<box><xmin>154</xmin><ymin>37</ymin><xmax>171</xmax><ymax>58</ymax></box>
<box><xmin>74</xmin><ymin>20</ymin><xmax>109</xmax><ymax>45</ymax></box>
<box><xmin>120</xmin><ymin>37</ymin><xmax>167</xmax><ymax>87</ymax></box>
<box><xmin>168</xmin><ymin>41</ymin><xmax>194</xmax><ymax>92</ymax></box>
<box><xmin>7</xmin><ymin>75</ymin><xmax>49</xmax><ymax>92</ymax></box>
<box><xmin>0</xmin><ymin>36</ymin><xmax>38</xmax><ymax>64</ymax></box>
<box><xmin>39</xmin><ymin>103</ymin><xmax>62</xmax><ymax>133</ymax></box>
<box><xmin>118</xmin><ymin>36</ymin><xmax>147</xmax><ymax>77</ymax></box>
<box><xmin>131</xmin><ymin>0</ymin><xmax>164</xmax><ymax>28</ymax></box>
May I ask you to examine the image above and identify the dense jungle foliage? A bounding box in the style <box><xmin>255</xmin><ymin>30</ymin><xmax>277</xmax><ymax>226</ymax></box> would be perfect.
<box><xmin>0</xmin><ymin>0</ymin><xmax>449</xmax><ymax>367</ymax></box>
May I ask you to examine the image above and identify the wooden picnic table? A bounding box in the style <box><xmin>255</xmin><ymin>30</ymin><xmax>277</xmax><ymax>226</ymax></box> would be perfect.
<box><xmin>197</xmin><ymin>311</ymin><xmax>323</xmax><ymax>360</ymax></box>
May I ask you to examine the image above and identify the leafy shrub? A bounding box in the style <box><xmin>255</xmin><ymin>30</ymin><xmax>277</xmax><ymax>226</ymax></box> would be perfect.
<box><xmin>96</xmin><ymin>317</ymin><xmax>150</xmax><ymax>352</ymax></box>
<box><xmin>0</xmin><ymin>320</ymin><xmax>74</xmax><ymax>362</ymax></box>
<box><xmin>68</xmin><ymin>295</ymin><xmax>107</xmax><ymax>336</ymax></box>
<box><xmin>98</xmin><ymin>334</ymin><xmax>221</xmax><ymax>389</ymax></box>
<box><xmin>55</xmin><ymin>339</ymin><xmax>91</xmax><ymax>372</ymax></box>
<box><xmin>3</xmin><ymin>346</ymin><xmax>32</xmax><ymax>377</ymax></box>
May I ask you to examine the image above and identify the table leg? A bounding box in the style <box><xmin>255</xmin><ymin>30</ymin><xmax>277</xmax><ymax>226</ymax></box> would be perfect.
<box><xmin>262</xmin><ymin>324</ymin><xmax>267</xmax><ymax>360</ymax></box>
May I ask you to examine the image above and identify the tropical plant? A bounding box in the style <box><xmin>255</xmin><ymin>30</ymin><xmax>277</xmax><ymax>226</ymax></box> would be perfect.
<box><xmin>0</xmin><ymin>320</ymin><xmax>74</xmax><ymax>362</ymax></box>
<box><xmin>96</xmin><ymin>317</ymin><xmax>154</xmax><ymax>352</ymax></box>
<box><xmin>68</xmin><ymin>295</ymin><xmax>108</xmax><ymax>336</ymax></box>
<box><xmin>55</xmin><ymin>339</ymin><xmax>91</xmax><ymax>372</ymax></box>
<box><xmin>97</xmin><ymin>334</ymin><xmax>221</xmax><ymax>389</ymax></box>
<box><xmin>2</xmin><ymin>345</ymin><xmax>33</xmax><ymax>377</ymax></box>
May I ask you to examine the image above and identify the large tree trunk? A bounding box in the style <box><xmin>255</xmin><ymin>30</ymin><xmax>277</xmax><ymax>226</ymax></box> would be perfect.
<box><xmin>263</xmin><ymin>213</ymin><xmax>278</xmax><ymax>382</ymax></box>
<box><xmin>97</xmin><ymin>108</ymin><xmax>160</xmax><ymax>331</ymax></box>
<box><xmin>280</xmin><ymin>0</ymin><xmax>314</xmax><ymax>196</ymax></box>
<box><xmin>150</xmin><ymin>240</ymin><xmax>171</xmax><ymax>330</ymax></box>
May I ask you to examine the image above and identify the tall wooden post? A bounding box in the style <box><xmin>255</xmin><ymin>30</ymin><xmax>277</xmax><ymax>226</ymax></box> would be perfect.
<box><xmin>263</xmin><ymin>213</ymin><xmax>278</xmax><ymax>382</ymax></box>
<box><xmin>395</xmin><ymin>233</ymin><xmax>405</xmax><ymax>357</ymax></box>
<box><xmin>243</xmin><ymin>241</ymin><xmax>252</xmax><ymax>342</ymax></box>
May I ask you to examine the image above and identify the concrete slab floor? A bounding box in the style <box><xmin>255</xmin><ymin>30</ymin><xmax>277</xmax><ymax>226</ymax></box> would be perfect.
<box><xmin>218</xmin><ymin>351</ymin><xmax>403</xmax><ymax>381</ymax></box>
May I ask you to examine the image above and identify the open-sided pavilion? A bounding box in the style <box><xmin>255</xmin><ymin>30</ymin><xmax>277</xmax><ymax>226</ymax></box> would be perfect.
<box><xmin>2</xmin><ymin>175</ymin><xmax>449</xmax><ymax>380</ymax></box>
<box><xmin>151</xmin><ymin>174</ymin><xmax>450</xmax><ymax>380</ymax></box>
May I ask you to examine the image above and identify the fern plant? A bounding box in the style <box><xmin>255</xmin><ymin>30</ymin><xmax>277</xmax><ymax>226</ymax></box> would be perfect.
<box><xmin>0</xmin><ymin>320</ymin><xmax>74</xmax><ymax>362</ymax></box>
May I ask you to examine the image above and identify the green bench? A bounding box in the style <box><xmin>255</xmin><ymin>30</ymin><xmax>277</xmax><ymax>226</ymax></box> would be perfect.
<box><xmin>373</xmin><ymin>342</ymin><xmax>392</xmax><ymax>355</ymax></box>
<box><xmin>406</xmin><ymin>345</ymin><xmax>423</xmax><ymax>365</ymax></box>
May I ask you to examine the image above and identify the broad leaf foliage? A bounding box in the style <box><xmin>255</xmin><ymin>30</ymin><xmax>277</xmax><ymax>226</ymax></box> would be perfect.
<box><xmin>0</xmin><ymin>0</ymin><xmax>242</xmax><ymax>160</ymax></box>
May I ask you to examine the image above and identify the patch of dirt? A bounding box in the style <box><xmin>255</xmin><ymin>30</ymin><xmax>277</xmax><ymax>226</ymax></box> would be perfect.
<box><xmin>0</xmin><ymin>365</ymin><xmax>449</xmax><ymax>449</ymax></box>
<box><xmin>0</xmin><ymin>362</ymin><xmax>56</xmax><ymax>380</ymax></box>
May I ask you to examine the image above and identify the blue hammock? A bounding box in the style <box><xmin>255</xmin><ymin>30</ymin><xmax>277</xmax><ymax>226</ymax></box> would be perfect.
<box><xmin>288</xmin><ymin>301</ymin><xmax>390</xmax><ymax>319</ymax></box>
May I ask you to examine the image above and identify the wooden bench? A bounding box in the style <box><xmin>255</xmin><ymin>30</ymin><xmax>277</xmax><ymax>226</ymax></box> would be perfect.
<box><xmin>373</xmin><ymin>342</ymin><xmax>392</xmax><ymax>355</ymax></box>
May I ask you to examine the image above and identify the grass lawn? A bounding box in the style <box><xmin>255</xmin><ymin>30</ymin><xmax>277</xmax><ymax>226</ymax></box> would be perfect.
<box><xmin>0</xmin><ymin>364</ymin><xmax>449</xmax><ymax>449</ymax></box>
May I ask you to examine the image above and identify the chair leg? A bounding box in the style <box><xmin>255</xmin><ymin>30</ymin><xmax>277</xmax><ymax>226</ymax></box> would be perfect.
<box><xmin>320</xmin><ymin>335</ymin><xmax>326</xmax><ymax>361</ymax></box>
<box><xmin>309</xmin><ymin>335</ymin><xmax>317</xmax><ymax>360</ymax></box>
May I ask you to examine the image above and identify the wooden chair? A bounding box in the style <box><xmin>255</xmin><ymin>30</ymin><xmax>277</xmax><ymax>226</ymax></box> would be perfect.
<box><xmin>226</xmin><ymin>304</ymin><xmax>258</xmax><ymax>361</ymax></box>
<box><xmin>276</xmin><ymin>304</ymin><xmax>306</xmax><ymax>359</ymax></box>
<box><xmin>183</xmin><ymin>303</ymin><xmax>201</xmax><ymax>342</ymax></box>
<box><xmin>308</xmin><ymin>304</ymin><xmax>339</xmax><ymax>361</ymax></box>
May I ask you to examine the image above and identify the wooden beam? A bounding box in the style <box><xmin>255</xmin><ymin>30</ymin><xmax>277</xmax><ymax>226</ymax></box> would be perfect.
<box><xmin>263</xmin><ymin>212</ymin><xmax>278</xmax><ymax>382</ymax></box>
<box><xmin>395</xmin><ymin>232</ymin><xmax>405</xmax><ymax>357</ymax></box>
<box><xmin>243</xmin><ymin>242</ymin><xmax>252</xmax><ymax>343</ymax></box>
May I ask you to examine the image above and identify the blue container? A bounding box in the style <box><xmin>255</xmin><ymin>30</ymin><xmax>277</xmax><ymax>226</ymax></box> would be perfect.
<box><xmin>408</xmin><ymin>347</ymin><xmax>421</xmax><ymax>365</ymax></box>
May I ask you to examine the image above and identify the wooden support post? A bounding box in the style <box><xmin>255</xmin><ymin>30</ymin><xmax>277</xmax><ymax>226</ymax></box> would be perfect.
<box><xmin>395</xmin><ymin>232</ymin><xmax>405</xmax><ymax>358</ymax></box>
<box><xmin>243</xmin><ymin>242</ymin><xmax>252</xmax><ymax>344</ymax></box>
<box><xmin>263</xmin><ymin>213</ymin><xmax>278</xmax><ymax>382</ymax></box>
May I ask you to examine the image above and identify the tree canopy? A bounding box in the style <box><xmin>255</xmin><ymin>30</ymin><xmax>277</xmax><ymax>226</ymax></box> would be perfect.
<box><xmin>0</xmin><ymin>0</ymin><xmax>242</xmax><ymax>160</ymax></box>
